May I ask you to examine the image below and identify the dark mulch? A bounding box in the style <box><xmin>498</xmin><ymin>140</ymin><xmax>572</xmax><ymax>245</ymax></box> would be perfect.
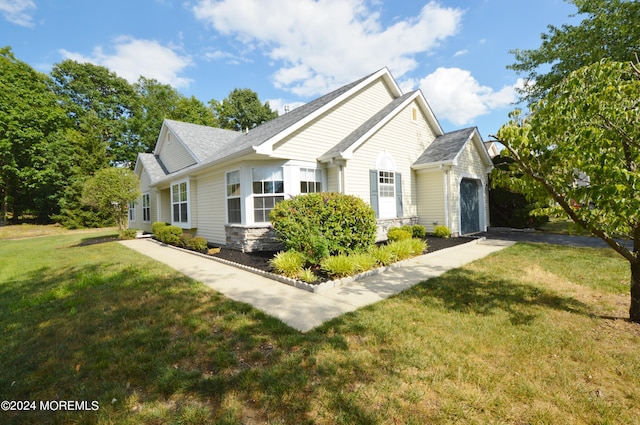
<box><xmin>210</xmin><ymin>236</ymin><xmax>477</xmax><ymax>281</ymax></box>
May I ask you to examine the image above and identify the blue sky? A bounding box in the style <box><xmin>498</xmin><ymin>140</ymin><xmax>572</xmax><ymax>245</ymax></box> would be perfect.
<box><xmin>2</xmin><ymin>0</ymin><xmax>579</xmax><ymax>140</ymax></box>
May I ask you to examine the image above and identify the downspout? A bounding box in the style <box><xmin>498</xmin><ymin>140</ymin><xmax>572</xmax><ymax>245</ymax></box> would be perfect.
<box><xmin>338</xmin><ymin>164</ymin><xmax>344</xmax><ymax>193</ymax></box>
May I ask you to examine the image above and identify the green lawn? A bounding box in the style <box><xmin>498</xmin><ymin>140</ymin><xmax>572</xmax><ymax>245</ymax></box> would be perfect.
<box><xmin>1</xmin><ymin>229</ymin><xmax>638</xmax><ymax>424</ymax></box>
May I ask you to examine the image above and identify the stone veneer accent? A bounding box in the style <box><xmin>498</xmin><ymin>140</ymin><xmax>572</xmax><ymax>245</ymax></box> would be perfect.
<box><xmin>224</xmin><ymin>216</ymin><xmax>419</xmax><ymax>252</ymax></box>
<box><xmin>225</xmin><ymin>225</ymin><xmax>284</xmax><ymax>252</ymax></box>
<box><xmin>375</xmin><ymin>216</ymin><xmax>419</xmax><ymax>241</ymax></box>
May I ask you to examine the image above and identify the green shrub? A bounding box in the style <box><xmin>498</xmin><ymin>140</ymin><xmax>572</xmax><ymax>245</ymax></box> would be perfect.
<box><xmin>298</xmin><ymin>268</ymin><xmax>318</xmax><ymax>283</ymax></box>
<box><xmin>388</xmin><ymin>227</ymin><xmax>412</xmax><ymax>242</ymax></box>
<box><xmin>270</xmin><ymin>251</ymin><xmax>305</xmax><ymax>278</ymax></box>
<box><xmin>188</xmin><ymin>237</ymin><xmax>208</xmax><ymax>252</ymax></box>
<box><xmin>433</xmin><ymin>225</ymin><xmax>451</xmax><ymax>238</ymax></box>
<box><xmin>119</xmin><ymin>229</ymin><xmax>137</xmax><ymax>239</ymax></box>
<box><xmin>320</xmin><ymin>255</ymin><xmax>357</xmax><ymax>278</ymax></box>
<box><xmin>350</xmin><ymin>253</ymin><xmax>377</xmax><ymax>273</ymax></box>
<box><xmin>179</xmin><ymin>232</ymin><xmax>193</xmax><ymax>248</ymax></box>
<box><xmin>156</xmin><ymin>225</ymin><xmax>182</xmax><ymax>245</ymax></box>
<box><xmin>270</xmin><ymin>192</ymin><xmax>377</xmax><ymax>259</ymax></box>
<box><xmin>387</xmin><ymin>240</ymin><xmax>413</xmax><ymax>261</ymax></box>
<box><xmin>406</xmin><ymin>238</ymin><xmax>427</xmax><ymax>255</ymax></box>
<box><xmin>152</xmin><ymin>221</ymin><xmax>168</xmax><ymax>234</ymax></box>
<box><xmin>369</xmin><ymin>244</ymin><xmax>397</xmax><ymax>266</ymax></box>
<box><xmin>410</xmin><ymin>224</ymin><xmax>426</xmax><ymax>239</ymax></box>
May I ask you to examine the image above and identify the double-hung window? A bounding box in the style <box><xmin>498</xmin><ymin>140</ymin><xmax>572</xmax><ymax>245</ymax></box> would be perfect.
<box><xmin>142</xmin><ymin>193</ymin><xmax>150</xmax><ymax>222</ymax></box>
<box><xmin>171</xmin><ymin>181</ymin><xmax>188</xmax><ymax>223</ymax></box>
<box><xmin>300</xmin><ymin>168</ymin><xmax>323</xmax><ymax>193</ymax></box>
<box><xmin>252</xmin><ymin>167</ymin><xmax>284</xmax><ymax>223</ymax></box>
<box><xmin>226</xmin><ymin>170</ymin><xmax>241</xmax><ymax>224</ymax></box>
<box><xmin>128</xmin><ymin>201</ymin><xmax>135</xmax><ymax>222</ymax></box>
<box><xmin>378</xmin><ymin>171</ymin><xmax>395</xmax><ymax>198</ymax></box>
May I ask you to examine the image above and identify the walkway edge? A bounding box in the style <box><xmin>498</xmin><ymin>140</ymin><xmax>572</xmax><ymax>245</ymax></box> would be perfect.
<box><xmin>137</xmin><ymin>237</ymin><xmax>488</xmax><ymax>293</ymax></box>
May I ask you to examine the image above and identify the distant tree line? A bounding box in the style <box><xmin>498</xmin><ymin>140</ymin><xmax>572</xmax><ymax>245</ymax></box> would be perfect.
<box><xmin>0</xmin><ymin>46</ymin><xmax>278</xmax><ymax>227</ymax></box>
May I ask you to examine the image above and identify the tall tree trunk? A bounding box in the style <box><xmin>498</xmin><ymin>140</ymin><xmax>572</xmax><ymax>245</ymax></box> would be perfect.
<box><xmin>630</xmin><ymin>260</ymin><xmax>640</xmax><ymax>323</ymax></box>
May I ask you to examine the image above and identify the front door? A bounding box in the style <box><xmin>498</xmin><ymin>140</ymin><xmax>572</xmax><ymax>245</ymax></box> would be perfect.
<box><xmin>460</xmin><ymin>178</ymin><xmax>480</xmax><ymax>234</ymax></box>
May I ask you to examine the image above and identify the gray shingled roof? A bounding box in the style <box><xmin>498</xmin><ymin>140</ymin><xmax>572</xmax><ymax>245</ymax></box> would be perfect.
<box><xmin>164</xmin><ymin>119</ymin><xmax>238</xmax><ymax>162</ymax></box>
<box><xmin>321</xmin><ymin>91</ymin><xmax>416</xmax><ymax>160</ymax></box>
<box><xmin>413</xmin><ymin>127</ymin><xmax>476</xmax><ymax>165</ymax></box>
<box><xmin>138</xmin><ymin>153</ymin><xmax>169</xmax><ymax>183</ymax></box>
<box><xmin>162</xmin><ymin>69</ymin><xmax>382</xmax><ymax>176</ymax></box>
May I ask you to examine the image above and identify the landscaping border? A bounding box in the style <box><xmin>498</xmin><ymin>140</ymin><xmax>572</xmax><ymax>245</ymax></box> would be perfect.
<box><xmin>145</xmin><ymin>237</ymin><xmax>486</xmax><ymax>294</ymax></box>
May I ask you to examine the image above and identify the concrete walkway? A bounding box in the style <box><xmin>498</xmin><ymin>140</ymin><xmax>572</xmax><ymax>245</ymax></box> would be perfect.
<box><xmin>119</xmin><ymin>238</ymin><xmax>514</xmax><ymax>332</ymax></box>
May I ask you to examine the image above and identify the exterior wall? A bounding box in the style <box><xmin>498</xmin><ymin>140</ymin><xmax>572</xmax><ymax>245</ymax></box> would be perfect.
<box><xmin>375</xmin><ymin>216</ymin><xmax>419</xmax><ymax>241</ymax></box>
<box><xmin>158</xmin><ymin>133</ymin><xmax>197</xmax><ymax>173</ymax></box>
<box><xmin>129</xmin><ymin>168</ymin><xmax>154</xmax><ymax>233</ymax></box>
<box><xmin>194</xmin><ymin>170</ymin><xmax>226</xmax><ymax>245</ymax></box>
<box><xmin>415</xmin><ymin>169</ymin><xmax>447</xmax><ymax>233</ymax></box>
<box><xmin>271</xmin><ymin>79</ymin><xmax>395</xmax><ymax>161</ymax></box>
<box><xmin>449</xmin><ymin>141</ymin><xmax>490</xmax><ymax>235</ymax></box>
<box><xmin>225</xmin><ymin>225</ymin><xmax>283</xmax><ymax>252</ymax></box>
<box><xmin>344</xmin><ymin>100</ymin><xmax>437</xmax><ymax>215</ymax></box>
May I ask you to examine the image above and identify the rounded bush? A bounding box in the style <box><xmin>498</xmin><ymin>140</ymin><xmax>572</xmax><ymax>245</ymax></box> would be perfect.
<box><xmin>433</xmin><ymin>225</ymin><xmax>451</xmax><ymax>238</ymax></box>
<box><xmin>156</xmin><ymin>225</ymin><xmax>183</xmax><ymax>245</ymax></box>
<box><xmin>410</xmin><ymin>224</ymin><xmax>426</xmax><ymax>239</ymax></box>
<box><xmin>152</xmin><ymin>221</ymin><xmax>168</xmax><ymax>235</ymax></box>
<box><xmin>270</xmin><ymin>192</ymin><xmax>377</xmax><ymax>260</ymax></box>
<box><xmin>188</xmin><ymin>236</ymin><xmax>208</xmax><ymax>252</ymax></box>
<box><xmin>388</xmin><ymin>227</ymin><xmax>412</xmax><ymax>242</ymax></box>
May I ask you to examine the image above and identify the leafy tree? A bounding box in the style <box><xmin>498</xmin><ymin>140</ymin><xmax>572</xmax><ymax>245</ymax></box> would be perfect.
<box><xmin>491</xmin><ymin>59</ymin><xmax>640</xmax><ymax>321</ymax></box>
<box><xmin>50</xmin><ymin>60</ymin><xmax>142</xmax><ymax>166</ymax></box>
<box><xmin>133</xmin><ymin>77</ymin><xmax>217</xmax><ymax>152</ymax></box>
<box><xmin>81</xmin><ymin>167</ymin><xmax>140</xmax><ymax>231</ymax></box>
<box><xmin>0</xmin><ymin>46</ymin><xmax>71</xmax><ymax>224</ymax></box>
<box><xmin>509</xmin><ymin>0</ymin><xmax>640</xmax><ymax>102</ymax></box>
<box><xmin>211</xmin><ymin>88</ymin><xmax>278</xmax><ymax>131</ymax></box>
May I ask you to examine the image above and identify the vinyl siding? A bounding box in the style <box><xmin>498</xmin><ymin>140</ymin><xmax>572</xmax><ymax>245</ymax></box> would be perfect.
<box><xmin>271</xmin><ymin>80</ymin><xmax>396</xmax><ymax>161</ymax></box>
<box><xmin>194</xmin><ymin>170</ymin><xmax>226</xmax><ymax>245</ymax></box>
<box><xmin>343</xmin><ymin>100</ymin><xmax>437</xmax><ymax>215</ymax></box>
<box><xmin>416</xmin><ymin>170</ymin><xmax>446</xmax><ymax>233</ymax></box>
<box><xmin>158</xmin><ymin>133</ymin><xmax>197</xmax><ymax>173</ymax></box>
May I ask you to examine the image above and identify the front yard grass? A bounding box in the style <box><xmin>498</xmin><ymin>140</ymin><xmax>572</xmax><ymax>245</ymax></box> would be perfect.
<box><xmin>1</xmin><ymin>229</ymin><xmax>638</xmax><ymax>424</ymax></box>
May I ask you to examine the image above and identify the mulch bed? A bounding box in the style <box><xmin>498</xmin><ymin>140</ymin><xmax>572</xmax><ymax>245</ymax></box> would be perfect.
<box><xmin>209</xmin><ymin>236</ymin><xmax>477</xmax><ymax>283</ymax></box>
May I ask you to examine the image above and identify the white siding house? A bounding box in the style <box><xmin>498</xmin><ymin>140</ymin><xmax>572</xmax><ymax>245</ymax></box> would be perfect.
<box><xmin>129</xmin><ymin>68</ymin><xmax>493</xmax><ymax>250</ymax></box>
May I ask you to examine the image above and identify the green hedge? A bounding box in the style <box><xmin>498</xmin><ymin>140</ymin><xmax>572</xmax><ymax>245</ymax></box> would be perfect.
<box><xmin>270</xmin><ymin>192</ymin><xmax>377</xmax><ymax>260</ymax></box>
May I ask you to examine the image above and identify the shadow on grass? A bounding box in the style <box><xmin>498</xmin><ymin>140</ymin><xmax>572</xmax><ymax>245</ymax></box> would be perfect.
<box><xmin>403</xmin><ymin>267</ymin><xmax>590</xmax><ymax>325</ymax></box>
<box><xmin>0</xmin><ymin>257</ymin><xmax>333</xmax><ymax>424</ymax></box>
<box><xmin>70</xmin><ymin>234</ymin><xmax>119</xmax><ymax>247</ymax></box>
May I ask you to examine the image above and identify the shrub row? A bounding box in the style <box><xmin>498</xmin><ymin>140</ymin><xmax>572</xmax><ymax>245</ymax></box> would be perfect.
<box><xmin>270</xmin><ymin>238</ymin><xmax>427</xmax><ymax>281</ymax></box>
<box><xmin>387</xmin><ymin>224</ymin><xmax>426</xmax><ymax>241</ymax></box>
<box><xmin>152</xmin><ymin>222</ymin><xmax>208</xmax><ymax>252</ymax></box>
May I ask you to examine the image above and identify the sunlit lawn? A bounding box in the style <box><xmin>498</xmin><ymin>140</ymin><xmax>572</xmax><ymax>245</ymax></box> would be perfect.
<box><xmin>1</xmin><ymin>227</ymin><xmax>638</xmax><ymax>424</ymax></box>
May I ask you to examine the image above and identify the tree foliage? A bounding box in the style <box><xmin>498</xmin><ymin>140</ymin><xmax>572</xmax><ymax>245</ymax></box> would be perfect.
<box><xmin>0</xmin><ymin>47</ymin><xmax>71</xmax><ymax>224</ymax></box>
<box><xmin>211</xmin><ymin>88</ymin><xmax>278</xmax><ymax>131</ymax></box>
<box><xmin>81</xmin><ymin>167</ymin><xmax>140</xmax><ymax>231</ymax></box>
<box><xmin>509</xmin><ymin>0</ymin><xmax>640</xmax><ymax>102</ymax></box>
<box><xmin>491</xmin><ymin>59</ymin><xmax>640</xmax><ymax>321</ymax></box>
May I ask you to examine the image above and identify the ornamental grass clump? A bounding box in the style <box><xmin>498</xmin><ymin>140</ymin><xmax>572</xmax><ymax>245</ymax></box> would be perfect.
<box><xmin>270</xmin><ymin>251</ymin><xmax>305</xmax><ymax>278</ymax></box>
<box><xmin>369</xmin><ymin>244</ymin><xmax>398</xmax><ymax>267</ymax></box>
<box><xmin>320</xmin><ymin>254</ymin><xmax>357</xmax><ymax>279</ymax></box>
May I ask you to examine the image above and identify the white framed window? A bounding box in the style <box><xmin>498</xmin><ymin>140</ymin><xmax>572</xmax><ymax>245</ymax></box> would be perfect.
<box><xmin>142</xmin><ymin>193</ymin><xmax>151</xmax><ymax>222</ymax></box>
<box><xmin>379</xmin><ymin>171</ymin><xmax>395</xmax><ymax>198</ymax></box>
<box><xmin>226</xmin><ymin>170</ymin><xmax>241</xmax><ymax>224</ymax></box>
<box><xmin>171</xmin><ymin>181</ymin><xmax>189</xmax><ymax>224</ymax></box>
<box><xmin>252</xmin><ymin>166</ymin><xmax>284</xmax><ymax>222</ymax></box>
<box><xmin>128</xmin><ymin>201</ymin><xmax>135</xmax><ymax>222</ymax></box>
<box><xmin>300</xmin><ymin>168</ymin><xmax>323</xmax><ymax>193</ymax></box>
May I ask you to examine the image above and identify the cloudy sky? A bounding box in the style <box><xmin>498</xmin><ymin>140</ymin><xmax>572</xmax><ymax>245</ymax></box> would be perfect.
<box><xmin>2</xmin><ymin>0</ymin><xmax>579</xmax><ymax>139</ymax></box>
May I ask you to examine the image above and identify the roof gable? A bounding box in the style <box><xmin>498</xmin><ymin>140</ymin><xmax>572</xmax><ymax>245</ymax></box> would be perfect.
<box><xmin>134</xmin><ymin>153</ymin><xmax>169</xmax><ymax>184</ymax></box>
<box><xmin>156</xmin><ymin>119</ymin><xmax>238</xmax><ymax>162</ymax></box>
<box><xmin>412</xmin><ymin>127</ymin><xmax>492</xmax><ymax>169</ymax></box>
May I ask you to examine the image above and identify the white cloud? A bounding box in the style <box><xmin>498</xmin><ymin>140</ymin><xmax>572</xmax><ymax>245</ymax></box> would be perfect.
<box><xmin>193</xmin><ymin>0</ymin><xmax>463</xmax><ymax>96</ymax></box>
<box><xmin>418</xmin><ymin>67</ymin><xmax>521</xmax><ymax>126</ymax></box>
<box><xmin>0</xmin><ymin>0</ymin><xmax>36</xmax><ymax>27</ymax></box>
<box><xmin>59</xmin><ymin>37</ymin><xmax>194</xmax><ymax>88</ymax></box>
<box><xmin>453</xmin><ymin>49</ymin><xmax>468</xmax><ymax>57</ymax></box>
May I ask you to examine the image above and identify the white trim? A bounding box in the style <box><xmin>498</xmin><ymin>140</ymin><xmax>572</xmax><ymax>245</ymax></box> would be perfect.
<box><xmin>142</xmin><ymin>192</ymin><xmax>151</xmax><ymax>223</ymax></box>
<box><xmin>255</xmin><ymin>68</ymin><xmax>403</xmax><ymax>156</ymax></box>
<box><xmin>170</xmin><ymin>178</ymin><xmax>191</xmax><ymax>229</ymax></box>
<box><xmin>225</xmin><ymin>169</ymin><xmax>242</xmax><ymax>225</ymax></box>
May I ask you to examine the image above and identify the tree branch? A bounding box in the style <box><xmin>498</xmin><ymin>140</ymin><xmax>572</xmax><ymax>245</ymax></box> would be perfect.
<box><xmin>493</xmin><ymin>136</ymin><xmax>637</xmax><ymax>263</ymax></box>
